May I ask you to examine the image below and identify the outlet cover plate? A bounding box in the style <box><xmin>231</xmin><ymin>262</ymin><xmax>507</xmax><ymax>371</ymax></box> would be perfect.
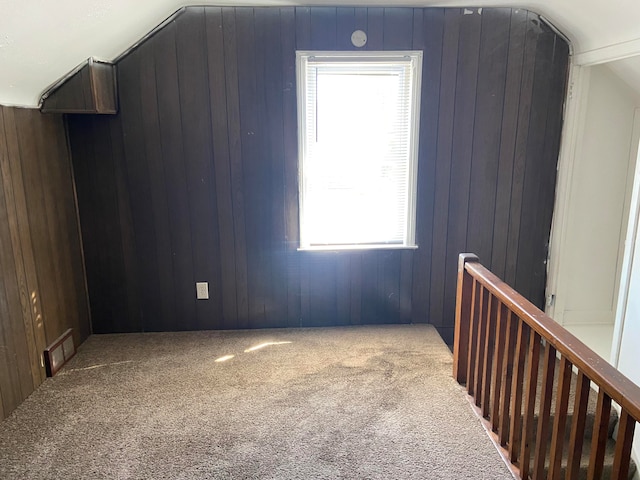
<box><xmin>196</xmin><ymin>282</ymin><xmax>209</xmax><ymax>300</ymax></box>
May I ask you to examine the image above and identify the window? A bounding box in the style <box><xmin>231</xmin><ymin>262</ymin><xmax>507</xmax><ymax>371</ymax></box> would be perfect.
<box><xmin>296</xmin><ymin>51</ymin><xmax>422</xmax><ymax>250</ymax></box>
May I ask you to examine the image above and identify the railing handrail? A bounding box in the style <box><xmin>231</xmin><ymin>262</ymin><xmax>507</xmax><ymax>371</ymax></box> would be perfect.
<box><xmin>462</xmin><ymin>256</ymin><xmax>640</xmax><ymax>425</ymax></box>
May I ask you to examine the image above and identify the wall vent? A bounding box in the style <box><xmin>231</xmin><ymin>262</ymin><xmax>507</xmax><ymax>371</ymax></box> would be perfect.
<box><xmin>44</xmin><ymin>329</ymin><xmax>76</xmax><ymax>377</ymax></box>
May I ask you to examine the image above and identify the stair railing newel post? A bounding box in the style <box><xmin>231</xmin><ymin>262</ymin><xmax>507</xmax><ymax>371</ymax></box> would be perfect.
<box><xmin>453</xmin><ymin>253</ymin><xmax>479</xmax><ymax>384</ymax></box>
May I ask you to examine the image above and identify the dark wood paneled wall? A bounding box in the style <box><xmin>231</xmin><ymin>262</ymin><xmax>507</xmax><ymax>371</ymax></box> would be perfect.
<box><xmin>0</xmin><ymin>106</ymin><xmax>90</xmax><ymax>420</ymax></box>
<box><xmin>68</xmin><ymin>7</ymin><xmax>568</xmax><ymax>344</ymax></box>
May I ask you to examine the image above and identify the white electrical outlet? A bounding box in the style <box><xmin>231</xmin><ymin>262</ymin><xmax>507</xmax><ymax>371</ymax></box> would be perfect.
<box><xmin>196</xmin><ymin>282</ymin><xmax>209</xmax><ymax>300</ymax></box>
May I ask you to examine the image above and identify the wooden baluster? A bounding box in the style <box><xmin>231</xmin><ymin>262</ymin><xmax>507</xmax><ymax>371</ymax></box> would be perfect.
<box><xmin>532</xmin><ymin>342</ymin><xmax>557</xmax><ymax>480</ymax></box>
<box><xmin>610</xmin><ymin>409</ymin><xmax>636</xmax><ymax>480</ymax></box>
<box><xmin>474</xmin><ymin>286</ymin><xmax>489</xmax><ymax>406</ymax></box>
<box><xmin>508</xmin><ymin>319</ymin><xmax>528</xmax><ymax>463</ymax></box>
<box><xmin>454</xmin><ymin>254</ymin><xmax>479</xmax><ymax>384</ymax></box>
<box><xmin>548</xmin><ymin>356</ymin><xmax>573</xmax><ymax>479</ymax></box>
<box><xmin>490</xmin><ymin>303</ymin><xmax>508</xmax><ymax>432</ymax></box>
<box><xmin>467</xmin><ymin>279</ymin><xmax>480</xmax><ymax>397</ymax></box>
<box><xmin>565</xmin><ymin>372</ymin><xmax>591</xmax><ymax>480</ymax></box>
<box><xmin>587</xmin><ymin>389</ymin><xmax>612</xmax><ymax>480</ymax></box>
<box><xmin>481</xmin><ymin>294</ymin><xmax>497</xmax><ymax>417</ymax></box>
<box><xmin>499</xmin><ymin>310</ymin><xmax>516</xmax><ymax>446</ymax></box>
<box><xmin>518</xmin><ymin>330</ymin><xmax>542</xmax><ymax>479</ymax></box>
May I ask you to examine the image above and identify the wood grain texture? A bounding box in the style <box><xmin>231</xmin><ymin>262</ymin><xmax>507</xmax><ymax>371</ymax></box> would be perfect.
<box><xmin>566</xmin><ymin>372</ymin><xmax>591</xmax><ymax>480</ymax></box>
<box><xmin>41</xmin><ymin>60</ymin><xmax>117</xmax><ymax>114</ymax></box>
<box><xmin>508</xmin><ymin>319</ymin><xmax>527</xmax><ymax>462</ymax></box>
<box><xmin>588</xmin><ymin>390</ymin><xmax>612</xmax><ymax>480</ymax></box>
<box><xmin>0</xmin><ymin>106</ymin><xmax>90</xmax><ymax>420</ymax></box>
<box><xmin>518</xmin><ymin>330</ymin><xmax>541</xmax><ymax>479</ymax></box>
<box><xmin>67</xmin><ymin>7</ymin><xmax>568</xmax><ymax>339</ymax></box>
<box><xmin>489</xmin><ymin>303</ymin><xmax>508</xmax><ymax>431</ymax></box>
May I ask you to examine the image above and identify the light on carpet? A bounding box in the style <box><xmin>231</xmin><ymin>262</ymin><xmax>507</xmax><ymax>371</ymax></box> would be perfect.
<box><xmin>214</xmin><ymin>355</ymin><xmax>235</xmax><ymax>362</ymax></box>
<box><xmin>244</xmin><ymin>341</ymin><xmax>292</xmax><ymax>352</ymax></box>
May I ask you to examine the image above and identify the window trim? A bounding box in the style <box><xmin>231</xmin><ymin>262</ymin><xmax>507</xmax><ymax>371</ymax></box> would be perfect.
<box><xmin>296</xmin><ymin>50</ymin><xmax>423</xmax><ymax>251</ymax></box>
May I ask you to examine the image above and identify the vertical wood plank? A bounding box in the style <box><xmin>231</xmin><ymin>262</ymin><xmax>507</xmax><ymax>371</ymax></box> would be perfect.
<box><xmin>491</xmin><ymin>9</ymin><xmax>527</xmax><ymax>278</ymax></box>
<box><xmin>515</xmin><ymin>18</ymin><xmax>556</xmax><ymax>304</ymax></box>
<box><xmin>382</xmin><ymin>8</ymin><xmax>414</xmax><ymax>49</ymax></box>
<box><xmin>411</xmin><ymin>8</ymin><xmax>443</xmax><ymax>324</ymax></box>
<box><xmin>250</xmin><ymin>8</ymin><xmax>278</xmax><ymax>328</ymax></box>
<box><xmin>454</xmin><ymin>255</ymin><xmax>475</xmax><ymax>383</ymax></box>
<box><xmin>429</xmin><ymin>8</ymin><xmax>460</xmax><ymax>329</ymax></box>
<box><xmin>480</xmin><ymin>294</ymin><xmax>497</xmax><ymax>416</ymax></box>
<box><xmin>399</xmin><ymin>250</ymin><xmax>413</xmax><ymax>324</ymax></box>
<box><xmin>532</xmin><ymin>342</ymin><xmax>557</xmax><ymax>479</ymax></box>
<box><xmin>610</xmin><ymin>410</ymin><xmax>636</xmax><ymax>480</ymax></box>
<box><xmin>508</xmin><ymin>319</ymin><xmax>527</xmax><ymax>462</ymax></box>
<box><xmin>349</xmin><ymin>253</ymin><xmax>363</xmax><ymax>325</ymax></box>
<box><xmin>205</xmin><ymin>7</ymin><xmax>238</xmax><ymax>326</ymax></box>
<box><xmin>236</xmin><ymin>7</ymin><xmax>265</xmax><ymax>327</ymax></box>
<box><xmin>310</xmin><ymin>7</ymin><xmax>337</xmax><ymax>50</ymax></box>
<box><xmin>465</xmin><ymin>8</ymin><xmax>510</xmax><ymax>266</ymax></box>
<box><xmin>222</xmin><ymin>7</ymin><xmax>250</xmax><ymax>328</ymax></box>
<box><xmin>281</xmin><ymin>7</ymin><xmax>300</xmax><ymax>327</ymax></box>
<box><xmin>118</xmin><ymin>50</ymin><xmax>164</xmax><ymax>331</ymax></box>
<box><xmin>139</xmin><ymin>40</ymin><xmax>177</xmax><ymax>331</ymax></box>
<box><xmin>0</xmin><ymin>251</ymin><xmax>22</xmax><ymax>414</ymax></box>
<box><xmin>336</xmin><ymin>8</ymin><xmax>356</xmax><ymax>50</ymax></box>
<box><xmin>518</xmin><ymin>329</ymin><xmax>541</xmax><ymax>479</ymax></box>
<box><xmin>295</xmin><ymin>7</ymin><xmax>311</xmax><ymax>50</ymax></box>
<box><xmin>499</xmin><ymin>310</ymin><xmax>516</xmax><ymax>445</ymax></box>
<box><xmin>473</xmin><ymin>286</ymin><xmax>489</xmax><ymax>407</ymax></box>
<box><xmin>442</xmin><ymin>7</ymin><xmax>481</xmax><ymax>331</ymax></box>
<box><xmin>566</xmin><ymin>372</ymin><xmax>591</xmax><ymax>480</ymax></box>
<box><xmin>548</xmin><ymin>356</ymin><xmax>572</xmax><ymax>480</ymax></box>
<box><xmin>365</xmin><ymin>8</ymin><xmax>383</xmax><ymax>50</ymax></box>
<box><xmin>259</xmin><ymin>7</ymin><xmax>289</xmax><ymax>326</ymax></box>
<box><xmin>587</xmin><ymin>390</ymin><xmax>612</xmax><ymax>480</ymax></box>
<box><xmin>380</xmin><ymin>251</ymin><xmax>401</xmax><ymax>324</ymax></box>
<box><xmin>0</xmin><ymin>109</ymin><xmax>27</xmax><ymax>416</ymax></box>
<box><xmin>490</xmin><ymin>302</ymin><xmax>508</xmax><ymax>431</ymax></box>
<box><xmin>504</xmin><ymin>11</ymin><xmax>539</xmax><ymax>288</ymax></box>
<box><xmin>175</xmin><ymin>8</ymin><xmax>223</xmax><ymax>329</ymax></box>
<box><xmin>466</xmin><ymin>278</ymin><xmax>480</xmax><ymax>396</ymax></box>
<box><xmin>335</xmin><ymin>253</ymin><xmax>351</xmax><ymax>325</ymax></box>
<box><xmin>110</xmin><ymin>113</ymin><xmax>142</xmax><ymax>332</ymax></box>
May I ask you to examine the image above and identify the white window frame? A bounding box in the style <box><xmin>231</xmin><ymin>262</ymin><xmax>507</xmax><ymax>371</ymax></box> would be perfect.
<box><xmin>296</xmin><ymin>50</ymin><xmax>422</xmax><ymax>251</ymax></box>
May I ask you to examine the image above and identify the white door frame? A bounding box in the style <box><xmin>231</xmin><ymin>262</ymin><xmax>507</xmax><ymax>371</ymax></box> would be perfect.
<box><xmin>545</xmin><ymin>61</ymin><xmax>591</xmax><ymax>324</ymax></box>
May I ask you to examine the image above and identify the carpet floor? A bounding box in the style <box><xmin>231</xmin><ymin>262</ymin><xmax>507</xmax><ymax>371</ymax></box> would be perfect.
<box><xmin>0</xmin><ymin>324</ymin><xmax>514</xmax><ymax>479</ymax></box>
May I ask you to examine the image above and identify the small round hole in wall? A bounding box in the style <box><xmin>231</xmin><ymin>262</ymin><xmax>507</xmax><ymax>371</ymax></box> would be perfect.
<box><xmin>351</xmin><ymin>30</ymin><xmax>367</xmax><ymax>48</ymax></box>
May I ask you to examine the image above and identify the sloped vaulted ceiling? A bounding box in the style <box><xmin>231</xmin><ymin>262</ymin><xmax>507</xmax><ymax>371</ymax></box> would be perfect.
<box><xmin>1</xmin><ymin>0</ymin><xmax>640</xmax><ymax>106</ymax></box>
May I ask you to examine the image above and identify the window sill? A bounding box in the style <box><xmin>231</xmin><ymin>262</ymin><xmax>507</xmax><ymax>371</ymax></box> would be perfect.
<box><xmin>298</xmin><ymin>244</ymin><xmax>418</xmax><ymax>252</ymax></box>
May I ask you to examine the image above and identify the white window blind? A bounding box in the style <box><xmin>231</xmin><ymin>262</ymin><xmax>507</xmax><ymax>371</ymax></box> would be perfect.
<box><xmin>296</xmin><ymin>51</ymin><xmax>422</xmax><ymax>250</ymax></box>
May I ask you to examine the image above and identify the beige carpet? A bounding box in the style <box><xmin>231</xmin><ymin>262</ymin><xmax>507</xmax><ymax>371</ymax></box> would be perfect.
<box><xmin>0</xmin><ymin>325</ymin><xmax>514</xmax><ymax>479</ymax></box>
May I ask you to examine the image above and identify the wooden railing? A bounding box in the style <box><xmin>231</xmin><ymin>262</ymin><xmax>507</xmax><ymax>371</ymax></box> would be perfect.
<box><xmin>454</xmin><ymin>253</ymin><xmax>640</xmax><ymax>480</ymax></box>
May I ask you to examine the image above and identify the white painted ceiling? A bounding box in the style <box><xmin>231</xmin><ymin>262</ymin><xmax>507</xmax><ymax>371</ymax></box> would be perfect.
<box><xmin>1</xmin><ymin>0</ymin><xmax>640</xmax><ymax>107</ymax></box>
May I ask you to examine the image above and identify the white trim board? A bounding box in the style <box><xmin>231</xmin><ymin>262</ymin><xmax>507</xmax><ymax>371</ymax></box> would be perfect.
<box><xmin>574</xmin><ymin>38</ymin><xmax>640</xmax><ymax>67</ymax></box>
